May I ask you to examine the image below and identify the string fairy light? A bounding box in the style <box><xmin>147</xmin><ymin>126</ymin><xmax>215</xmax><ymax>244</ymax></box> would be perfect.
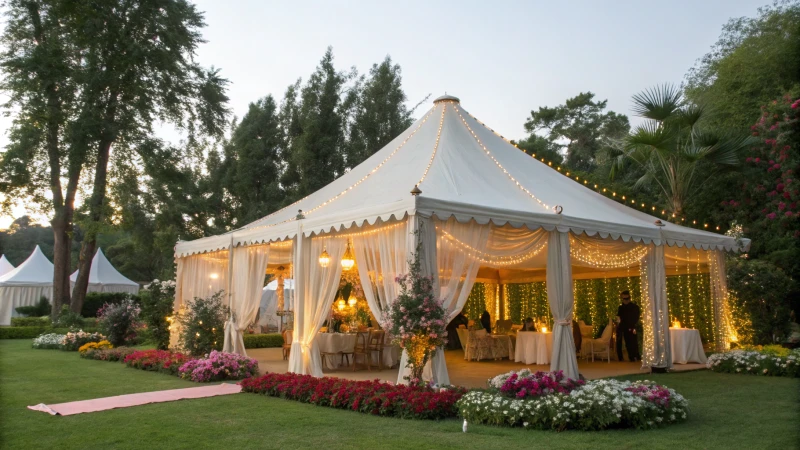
<box><xmin>315</xmin><ymin>221</ymin><xmax>406</xmax><ymax>240</ymax></box>
<box><xmin>417</xmin><ymin>102</ymin><xmax>448</xmax><ymax>187</ymax></box>
<box><xmin>452</xmin><ymin>104</ymin><xmax>552</xmax><ymax>212</ymax></box>
<box><xmin>569</xmin><ymin>236</ymin><xmax>649</xmax><ymax>269</ymax></box>
<box><xmin>436</xmin><ymin>226</ymin><xmax>547</xmax><ymax>266</ymax></box>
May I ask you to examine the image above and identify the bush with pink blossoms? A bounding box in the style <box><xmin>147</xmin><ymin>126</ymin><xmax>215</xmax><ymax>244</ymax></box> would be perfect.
<box><xmin>491</xmin><ymin>369</ymin><xmax>585</xmax><ymax>399</ymax></box>
<box><xmin>178</xmin><ymin>350</ymin><xmax>259</xmax><ymax>382</ymax></box>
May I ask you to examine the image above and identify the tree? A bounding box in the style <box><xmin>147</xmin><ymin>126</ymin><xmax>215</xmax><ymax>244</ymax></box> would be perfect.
<box><xmin>344</xmin><ymin>56</ymin><xmax>413</xmax><ymax>168</ymax></box>
<box><xmin>685</xmin><ymin>1</ymin><xmax>800</xmax><ymax>131</ymax></box>
<box><xmin>609</xmin><ymin>85</ymin><xmax>757</xmax><ymax>218</ymax></box>
<box><xmin>523</xmin><ymin>92</ymin><xmax>629</xmax><ymax>172</ymax></box>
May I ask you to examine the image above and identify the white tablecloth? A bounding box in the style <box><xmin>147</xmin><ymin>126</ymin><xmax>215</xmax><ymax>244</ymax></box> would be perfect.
<box><xmin>317</xmin><ymin>332</ymin><xmax>400</xmax><ymax>369</ymax></box>
<box><xmin>514</xmin><ymin>331</ymin><xmax>554</xmax><ymax>365</ymax></box>
<box><xmin>669</xmin><ymin>328</ymin><xmax>707</xmax><ymax>364</ymax></box>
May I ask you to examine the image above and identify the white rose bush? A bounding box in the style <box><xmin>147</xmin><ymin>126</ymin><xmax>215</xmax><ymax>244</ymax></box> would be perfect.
<box><xmin>707</xmin><ymin>348</ymin><xmax>800</xmax><ymax>378</ymax></box>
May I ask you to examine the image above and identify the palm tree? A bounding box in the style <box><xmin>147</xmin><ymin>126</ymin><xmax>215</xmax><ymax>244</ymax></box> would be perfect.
<box><xmin>609</xmin><ymin>84</ymin><xmax>757</xmax><ymax>218</ymax></box>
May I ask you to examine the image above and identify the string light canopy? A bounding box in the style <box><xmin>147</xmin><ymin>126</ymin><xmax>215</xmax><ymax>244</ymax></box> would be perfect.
<box><xmin>318</xmin><ymin>247</ymin><xmax>331</xmax><ymax>268</ymax></box>
<box><xmin>341</xmin><ymin>240</ymin><xmax>355</xmax><ymax>271</ymax></box>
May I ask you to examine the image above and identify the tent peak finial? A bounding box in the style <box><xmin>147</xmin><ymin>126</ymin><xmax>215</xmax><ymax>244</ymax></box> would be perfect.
<box><xmin>410</xmin><ymin>185</ymin><xmax>422</xmax><ymax>196</ymax></box>
<box><xmin>433</xmin><ymin>94</ymin><xmax>459</xmax><ymax>104</ymax></box>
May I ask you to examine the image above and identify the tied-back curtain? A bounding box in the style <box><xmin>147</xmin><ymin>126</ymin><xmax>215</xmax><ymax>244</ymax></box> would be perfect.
<box><xmin>437</xmin><ymin>217</ymin><xmax>491</xmax><ymax>321</ymax></box>
<box><xmin>640</xmin><ymin>245</ymin><xmax>672</xmax><ymax>369</ymax></box>
<box><xmin>708</xmin><ymin>249</ymin><xmax>733</xmax><ymax>351</ymax></box>
<box><xmin>288</xmin><ymin>234</ymin><xmax>346</xmax><ymax>377</ymax></box>
<box><xmin>223</xmin><ymin>244</ymin><xmax>270</xmax><ymax>356</ymax></box>
<box><xmin>354</xmin><ymin>221</ymin><xmax>409</xmax><ymax>325</ymax></box>
<box><xmin>545</xmin><ymin>230</ymin><xmax>579</xmax><ymax>380</ymax></box>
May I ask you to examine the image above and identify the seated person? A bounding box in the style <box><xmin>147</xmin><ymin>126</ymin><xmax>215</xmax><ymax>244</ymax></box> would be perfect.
<box><xmin>446</xmin><ymin>313</ymin><xmax>470</xmax><ymax>350</ymax></box>
<box><xmin>521</xmin><ymin>317</ymin><xmax>537</xmax><ymax>331</ymax></box>
<box><xmin>480</xmin><ymin>310</ymin><xmax>492</xmax><ymax>334</ymax></box>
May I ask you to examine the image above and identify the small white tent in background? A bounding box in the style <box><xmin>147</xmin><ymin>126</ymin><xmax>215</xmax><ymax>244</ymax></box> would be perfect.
<box><xmin>70</xmin><ymin>248</ymin><xmax>139</xmax><ymax>295</ymax></box>
<box><xmin>0</xmin><ymin>255</ymin><xmax>15</xmax><ymax>278</ymax></box>
<box><xmin>258</xmin><ymin>278</ymin><xmax>294</xmax><ymax>332</ymax></box>
<box><xmin>0</xmin><ymin>246</ymin><xmax>54</xmax><ymax>325</ymax></box>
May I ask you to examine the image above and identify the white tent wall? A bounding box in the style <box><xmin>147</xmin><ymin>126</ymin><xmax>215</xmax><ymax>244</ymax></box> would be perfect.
<box><xmin>0</xmin><ymin>246</ymin><xmax>54</xmax><ymax>325</ymax></box>
<box><xmin>0</xmin><ymin>285</ymin><xmax>53</xmax><ymax>325</ymax></box>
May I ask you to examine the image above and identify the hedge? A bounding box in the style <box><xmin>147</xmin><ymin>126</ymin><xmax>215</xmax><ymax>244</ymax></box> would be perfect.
<box><xmin>10</xmin><ymin>317</ymin><xmax>50</xmax><ymax>327</ymax></box>
<box><xmin>0</xmin><ymin>327</ymin><xmax>101</xmax><ymax>339</ymax></box>
<box><xmin>243</xmin><ymin>333</ymin><xmax>283</xmax><ymax>349</ymax></box>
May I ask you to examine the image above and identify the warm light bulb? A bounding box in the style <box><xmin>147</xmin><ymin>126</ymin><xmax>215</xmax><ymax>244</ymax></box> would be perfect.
<box><xmin>348</xmin><ymin>295</ymin><xmax>357</xmax><ymax>307</ymax></box>
<box><xmin>209</xmin><ymin>273</ymin><xmax>219</xmax><ymax>280</ymax></box>
<box><xmin>541</xmin><ymin>327</ymin><xmax>547</xmax><ymax>333</ymax></box>
<box><xmin>195</xmin><ymin>332</ymin><xmax>200</xmax><ymax>337</ymax></box>
<box><xmin>198</xmin><ymin>320</ymin><xmax>203</xmax><ymax>325</ymax></box>
<box><xmin>318</xmin><ymin>248</ymin><xmax>330</xmax><ymax>267</ymax></box>
<box><xmin>341</xmin><ymin>241</ymin><xmax>355</xmax><ymax>271</ymax></box>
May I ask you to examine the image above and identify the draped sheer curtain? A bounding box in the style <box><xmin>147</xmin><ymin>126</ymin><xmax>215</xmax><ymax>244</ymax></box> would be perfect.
<box><xmin>172</xmin><ymin>249</ymin><xmax>230</xmax><ymax>349</ymax></box>
<box><xmin>640</xmin><ymin>245</ymin><xmax>672</xmax><ymax>369</ymax></box>
<box><xmin>288</xmin><ymin>234</ymin><xmax>346</xmax><ymax>377</ymax></box>
<box><xmin>545</xmin><ymin>230</ymin><xmax>579</xmax><ymax>380</ymax></box>
<box><xmin>708</xmin><ymin>249</ymin><xmax>734</xmax><ymax>351</ymax></box>
<box><xmin>223</xmin><ymin>244</ymin><xmax>270</xmax><ymax>356</ymax></box>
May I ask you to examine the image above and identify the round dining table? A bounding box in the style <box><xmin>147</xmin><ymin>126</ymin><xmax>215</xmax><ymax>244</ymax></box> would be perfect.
<box><xmin>514</xmin><ymin>331</ymin><xmax>554</xmax><ymax>365</ymax></box>
<box><xmin>669</xmin><ymin>328</ymin><xmax>707</xmax><ymax>364</ymax></box>
<box><xmin>317</xmin><ymin>333</ymin><xmax>358</xmax><ymax>369</ymax></box>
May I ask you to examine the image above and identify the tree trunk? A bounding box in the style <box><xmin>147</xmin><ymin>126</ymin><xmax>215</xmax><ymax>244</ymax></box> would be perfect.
<box><xmin>50</xmin><ymin>214</ymin><xmax>71</xmax><ymax>320</ymax></box>
<box><xmin>71</xmin><ymin>138</ymin><xmax>113</xmax><ymax>313</ymax></box>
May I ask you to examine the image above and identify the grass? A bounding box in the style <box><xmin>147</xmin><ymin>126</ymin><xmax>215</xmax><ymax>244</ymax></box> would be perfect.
<box><xmin>1</xmin><ymin>339</ymin><xmax>798</xmax><ymax>450</ymax></box>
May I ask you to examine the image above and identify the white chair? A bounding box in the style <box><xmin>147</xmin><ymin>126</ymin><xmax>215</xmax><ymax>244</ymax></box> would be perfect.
<box><xmin>583</xmin><ymin>321</ymin><xmax>613</xmax><ymax>362</ymax></box>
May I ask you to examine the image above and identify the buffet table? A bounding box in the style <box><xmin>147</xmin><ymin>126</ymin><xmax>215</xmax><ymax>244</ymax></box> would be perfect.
<box><xmin>669</xmin><ymin>328</ymin><xmax>707</xmax><ymax>364</ymax></box>
<box><xmin>514</xmin><ymin>331</ymin><xmax>554</xmax><ymax>365</ymax></box>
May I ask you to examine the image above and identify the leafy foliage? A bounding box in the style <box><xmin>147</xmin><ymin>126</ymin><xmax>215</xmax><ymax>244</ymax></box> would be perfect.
<box><xmin>727</xmin><ymin>258</ymin><xmax>795</xmax><ymax>344</ymax></box>
<box><xmin>177</xmin><ymin>292</ymin><xmax>227</xmax><ymax>356</ymax></box>
<box><xmin>97</xmin><ymin>297</ymin><xmax>143</xmax><ymax>347</ymax></box>
<box><xmin>140</xmin><ymin>280</ymin><xmax>176</xmax><ymax>350</ymax></box>
<box><xmin>15</xmin><ymin>296</ymin><xmax>51</xmax><ymax>317</ymax></box>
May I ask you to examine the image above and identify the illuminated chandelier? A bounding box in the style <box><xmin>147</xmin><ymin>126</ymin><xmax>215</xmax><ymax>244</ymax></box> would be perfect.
<box><xmin>318</xmin><ymin>247</ymin><xmax>331</xmax><ymax>268</ymax></box>
<box><xmin>341</xmin><ymin>239</ymin><xmax>355</xmax><ymax>271</ymax></box>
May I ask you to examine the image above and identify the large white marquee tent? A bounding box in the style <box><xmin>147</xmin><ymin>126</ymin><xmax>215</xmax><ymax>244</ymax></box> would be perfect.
<box><xmin>70</xmin><ymin>248</ymin><xmax>140</xmax><ymax>295</ymax></box>
<box><xmin>173</xmin><ymin>95</ymin><xmax>747</xmax><ymax>382</ymax></box>
<box><xmin>0</xmin><ymin>246</ymin><xmax>54</xmax><ymax>325</ymax></box>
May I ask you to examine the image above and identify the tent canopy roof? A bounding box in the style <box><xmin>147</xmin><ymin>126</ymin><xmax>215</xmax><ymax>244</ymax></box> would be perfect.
<box><xmin>0</xmin><ymin>246</ymin><xmax>54</xmax><ymax>286</ymax></box>
<box><xmin>0</xmin><ymin>255</ymin><xmax>14</xmax><ymax>278</ymax></box>
<box><xmin>70</xmin><ymin>248</ymin><xmax>138</xmax><ymax>287</ymax></box>
<box><xmin>177</xmin><ymin>95</ymin><xmax>748</xmax><ymax>257</ymax></box>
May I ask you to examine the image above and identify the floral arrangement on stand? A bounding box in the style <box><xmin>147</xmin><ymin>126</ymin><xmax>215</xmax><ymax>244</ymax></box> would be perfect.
<box><xmin>78</xmin><ymin>340</ymin><xmax>113</xmax><ymax>354</ymax></box>
<box><xmin>239</xmin><ymin>372</ymin><xmax>466</xmax><ymax>420</ymax></box>
<box><xmin>32</xmin><ymin>333</ymin><xmax>66</xmax><ymax>349</ymax></box>
<box><xmin>62</xmin><ymin>330</ymin><xmax>106</xmax><ymax>351</ymax></box>
<box><xmin>97</xmin><ymin>297</ymin><xmax>143</xmax><ymax>347</ymax></box>
<box><xmin>458</xmin><ymin>369</ymin><xmax>689</xmax><ymax>431</ymax></box>
<box><xmin>124</xmin><ymin>349</ymin><xmax>196</xmax><ymax>376</ymax></box>
<box><xmin>383</xmin><ymin>246</ymin><xmax>448</xmax><ymax>384</ymax></box>
<box><xmin>178</xmin><ymin>350</ymin><xmax>259</xmax><ymax>382</ymax></box>
<box><xmin>707</xmin><ymin>348</ymin><xmax>800</xmax><ymax>378</ymax></box>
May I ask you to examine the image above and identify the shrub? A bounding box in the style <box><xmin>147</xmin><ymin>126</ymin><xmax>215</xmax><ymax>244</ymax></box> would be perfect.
<box><xmin>124</xmin><ymin>349</ymin><xmax>195</xmax><ymax>376</ymax></box>
<box><xmin>178</xmin><ymin>350</ymin><xmax>259</xmax><ymax>382</ymax></box>
<box><xmin>81</xmin><ymin>347</ymin><xmax>136</xmax><ymax>362</ymax></box>
<box><xmin>15</xmin><ymin>297</ymin><xmax>51</xmax><ymax>317</ymax></box>
<box><xmin>78</xmin><ymin>340</ymin><xmax>113</xmax><ymax>354</ymax></box>
<box><xmin>54</xmin><ymin>305</ymin><xmax>85</xmax><ymax>329</ymax></box>
<box><xmin>82</xmin><ymin>292</ymin><xmax>140</xmax><ymax>318</ymax></box>
<box><xmin>458</xmin><ymin>376</ymin><xmax>689</xmax><ymax>431</ymax></box>
<box><xmin>97</xmin><ymin>297</ymin><xmax>143</xmax><ymax>347</ymax></box>
<box><xmin>140</xmin><ymin>280</ymin><xmax>176</xmax><ymax>350</ymax></box>
<box><xmin>62</xmin><ymin>330</ymin><xmax>106</xmax><ymax>351</ymax></box>
<box><xmin>240</xmin><ymin>373</ymin><xmax>466</xmax><ymax>420</ymax></box>
<box><xmin>11</xmin><ymin>316</ymin><xmax>50</xmax><ymax>327</ymax></box>
<box><xmin>32</xmin><ymin>333</ymin><xmax>66</xmax><ymax>349</ymax></box>
<box><xmin>177</xmin><ymin>292</ymin><xmax>227</xmax><ymax>356</ymax></box>
<box><xmin>707</xmin><ymin>348</ymin><xmax>800</xmax><ymax>377</ymax></box>
<box><xmin>243</xmin><ymin>333</ymin><xmax>283</xmax><ymax>349</ymax></box>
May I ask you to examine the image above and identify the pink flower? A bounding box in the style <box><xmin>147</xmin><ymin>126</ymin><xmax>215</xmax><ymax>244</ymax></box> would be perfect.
<box><xmin>767</xmin><ymin>212</ymin><xmax>777</xmax><ymax>220</ymax></box>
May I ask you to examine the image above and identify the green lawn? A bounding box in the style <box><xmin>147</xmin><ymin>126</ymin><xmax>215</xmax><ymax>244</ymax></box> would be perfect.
<box><xmin>1</xmin><ymin>340</ymin><xmax>798</xmax><ymax>449</ymax></box>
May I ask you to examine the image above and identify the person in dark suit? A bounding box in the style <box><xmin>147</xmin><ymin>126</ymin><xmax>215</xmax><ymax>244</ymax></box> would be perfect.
<box><xmin>521</xmin><ymin>317</ymin><xmax>537</xmax><ymax>331</ymax></box>
<box><xmin>445</xmin><ymin>313</ymin><xmax>469</xmax><ymax>350</ymax></box>
<box><xmin>616</xmin><ymin>290</ymin><xmax>641</xmax><ymax>362</ymax></box>
<box><xmin>480</xmin><ymin>310</ymin><xmax>492</xmax><ymax>334</ymax></box>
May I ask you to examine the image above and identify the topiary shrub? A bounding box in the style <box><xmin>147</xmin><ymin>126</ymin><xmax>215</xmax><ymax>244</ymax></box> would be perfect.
<box><xmin>10</xmin><ymin>316</ymin><xmax>50</xmax><ymax>327</ymax></box>
<box><xmin>177</xmin><ymin>292</ymin><xmax>227</xmax><ymax>356</ymax></box>
<box><xmin>243</xmin><ymin>333</ymin><xmax>283</xmax><ymax>349</ymax></box>
<box><xmin>15</xmin><ymin>297</ymin><xmax>51</xmax><ymax>317</ymax></box>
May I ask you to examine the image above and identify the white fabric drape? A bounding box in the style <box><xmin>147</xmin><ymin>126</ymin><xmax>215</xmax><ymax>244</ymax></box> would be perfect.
<box><xmin>0</xmin><ymin>286</ymin><xmax>53</xmax><ymax>326</ymax></box>
<box><xmin>545</xmin><ymin>230</ymin><xmax>579</xmax><ymax>380</ymax></box>
<box><xmin>708</xmin><ymin>249</ymin><xmax>733</xmax><ymax>352</ymax></box>
<box><xmin>354</xmin><ymin>221</ymin><xmax>409</xmax><ymax>325</ymax></box>
<box><xmin>640</xmin><ymin>245</ymin><xmax>672</xmax><ymax>369</ymax></box>
<box><xmin>437</xmin><ymin>218</ymin><xmax>490</xmax><ymax>321</ymax></box>
<box><xmin>288</xmin><ymin>234</ymin><xmax>346</xmax><ymax>376</ymax></box>
<box><xmin>223</xmin><ymin>244</ymin><xmax>270</xmax><ymax>356</ymax></box>
<box><xmin>175</xmin><ymin>249</ymin><xmax>229</xmax><ymax>305</ymax></box>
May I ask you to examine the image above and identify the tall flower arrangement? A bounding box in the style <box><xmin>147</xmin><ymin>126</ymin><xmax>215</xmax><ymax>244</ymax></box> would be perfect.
<box><xmin>384</xmin><ymin>246</ymin><xmax>447</xmax><ymax>384</ymax></box>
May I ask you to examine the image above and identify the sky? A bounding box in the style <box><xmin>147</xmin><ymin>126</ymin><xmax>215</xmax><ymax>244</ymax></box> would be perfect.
<box><xmin>0</xmin><ymin>0</ymin><xmax>763</xmax><ymax>229</ymax></box>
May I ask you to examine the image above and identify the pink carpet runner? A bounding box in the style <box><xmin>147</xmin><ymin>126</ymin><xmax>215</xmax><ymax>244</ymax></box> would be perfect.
<box><xmin>27</xmin><ymin>383</ymin><xmax>242</xmax><ymax>416</ymax></box>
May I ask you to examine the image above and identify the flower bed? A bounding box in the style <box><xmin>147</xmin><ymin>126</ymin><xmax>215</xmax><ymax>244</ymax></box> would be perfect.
<box><xmin>240</xmin><ymin>372</ymin><xmax>466</xmax><ymax>420</ymax></box>
<box><xmin>80</xmin><ymin>347</ymin><xmax>136</xmax><ymax>362</ymax></box>
<box><xmin>32</xmin><ymin>333</ymin><xmax>66</xmax><ymax>349</ymax></box>
<box><xmin>707</xmin><ymin>348</ymin><xmax>800</xmax><ymax>378</ymax></box>
<box><xmin>490</xmin><ymin>369</ymin><xmax>584</xmax><ymax>398</ymax></box>
<box><xmin>124</xmin><ymin>350</ymin><xmax>195</xmax><ymax>376</ymax></box>
<box><xmin>62</xmin><ymin>330</ymin><xmax>106</xmax><ymax>351</ymax></box>
<box><xmin>78</xmin><ymin>340</ymin><xmax>113</xmax><ymax>354</ymax></box>
<box><xmin>178</xmin><ymin>350</ymin><xmax>259</xmax><ymax>382</ymax></box>
<box><xmin>458</xmin><ymin>370</ymin><xmax>688</xmax><ymax>431</ymax></box>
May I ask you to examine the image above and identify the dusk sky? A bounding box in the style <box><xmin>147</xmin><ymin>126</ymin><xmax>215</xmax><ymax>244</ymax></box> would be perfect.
<box><xmin>0</xmin><ymin>0</ymin><xmax>763</xmax><ymax>228</ymax></box>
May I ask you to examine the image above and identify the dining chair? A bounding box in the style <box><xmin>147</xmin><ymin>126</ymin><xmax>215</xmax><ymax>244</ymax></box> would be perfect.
<box><xmin>282</xmin><ymin>329</ymin><xmax>293</xmax><ymax>361</ymax></box>
<box><xmin>583</xmin><ymin>321</ymin><xmax>613</xmax><ymax>362</ymax></box>
<box><xmin>353</xmin><ymin>330</ymin><xmax>384</xmax><ymax>371</ymax></box>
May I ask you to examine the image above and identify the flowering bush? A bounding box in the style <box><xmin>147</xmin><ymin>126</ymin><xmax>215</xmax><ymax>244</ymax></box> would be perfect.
<box><xmin>141</xmin><ymin>279</ymin><xmax>176</xmax><ymax>350</ymax></box>
<box><xmin>97</xmin><ymin>297</ymin><xmax>143</xmax><ymax>347</ymax></box>
<box><xmin>458</xmin><ymin>376</ymin><xmax>689</xmax><ymax>431</ymax></box>
<box><xmin>78</xmin><ymin>340</ymin><xmax>113</xmax><ymax>354</ymax></box>
<box><xmin>80</xmin><ymin>346</ymin><xmax>136</xmax><ymax>362</ymax></box>
<box><xmin>240</xmin><ymin>372</ymin><xmax>466</xmax><ymax>420</ymax></box>
<box><xmin>124</xmin><ymin>349</ymin><xmax>195</xmax><ymax>376</ymax></box>
<box><xmin>383</xmin><ymin>245</ymin><xmax>447</xmax><ymax>384</ymax></box>
<box><xmin>707</xmin><ymin>348</ymin><xmax>800</xmax><ymax>378</ymax></box>
<box><xmin>177</xmin><ymin>292</ymin><xmax>227</xmax><ymax>356</ymax></box>
<box><xmin>62</xmin><ymin>330</ymin><xmax>106</xmax><ymax>351</ymax></box>
<box><xmin>489</xmin><ymin>369</ymin><xmax>585</xmax><ymax>399</ymax></box>
<box><xmin>32</xmin><ymin>333</ymin><xmax>66</xmax><ymax>349</ymax></box>
<box><xmin>178</xmin><ymin>350</ymin><xmax>259</xmax><ymax>382</ymax></box>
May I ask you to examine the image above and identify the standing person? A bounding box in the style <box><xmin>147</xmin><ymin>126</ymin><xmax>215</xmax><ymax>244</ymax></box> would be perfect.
<box><xmin>480</xmin><ymin>310</ymin><xmax>492</xmax><ymax>334</ymax></box>
<box><xmin>616</xmin><ymin>290</ymin><xmax>641</xmax><ymax>362</ymax></box>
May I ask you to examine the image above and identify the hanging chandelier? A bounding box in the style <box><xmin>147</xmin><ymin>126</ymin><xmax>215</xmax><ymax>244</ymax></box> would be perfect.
<box><xmin>341</xmin><ymin>240</ymin><xmax>355</xmax><ymax>271</ymax></box>
<box><xmin>319</xmin><ymin>247</ymin><xmax>331</xmax><ymax>267</ymax></box>
<box><xmin>347</xmin><ymin>294</ymin><xmax>357</xmax><ymax>308</ymax></box>
<box><xmin>337</xmin><ymin>299</ymin><xmax>346</xmax><ymax>311</ymax></box>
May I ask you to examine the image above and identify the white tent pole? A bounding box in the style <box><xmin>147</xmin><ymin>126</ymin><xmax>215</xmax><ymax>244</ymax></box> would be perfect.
<box><xmin>226</xmin><ymin>235</ymin><xmax>235</xmax><ymax>315</ymax></box>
